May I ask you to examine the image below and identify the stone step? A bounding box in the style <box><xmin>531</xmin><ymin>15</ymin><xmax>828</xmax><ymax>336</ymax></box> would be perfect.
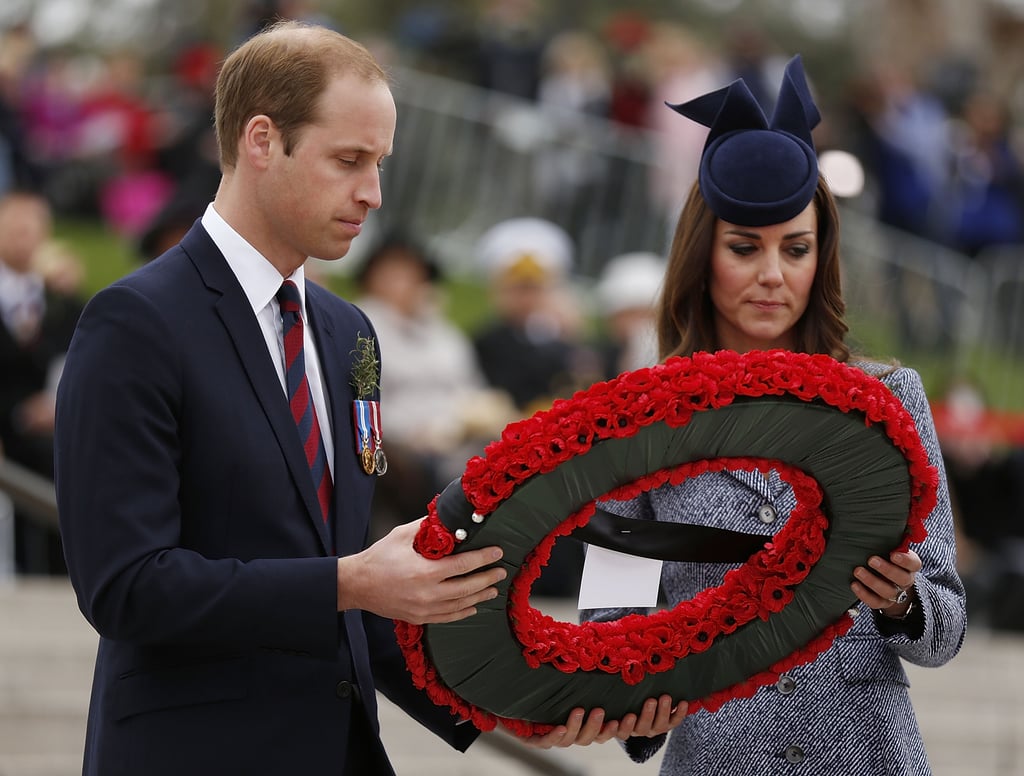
<box><xmin>0</xmin><ymin>710</ymin><xmax>86</xmax><ymax>757</ymax></box>
<box><xmin>0</xmin><ymin>753</ymin><xmax>82</xmax><ymax>776</ymax></box>
<box><xmin>0</xmin><ymin>579</ymin><xmax>92</xmax><ymax>773</ymax></box>
<box><xmin>5</xmin><ymin>580</ymin><xmax>1024</xmax><ymax>776</ymax></box>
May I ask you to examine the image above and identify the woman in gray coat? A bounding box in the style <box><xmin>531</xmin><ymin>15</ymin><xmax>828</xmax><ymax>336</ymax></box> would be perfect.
<box><xmin>584</xmin><ymin>56</ymin><xmax>966</xmax><ymax>774</ymax></box>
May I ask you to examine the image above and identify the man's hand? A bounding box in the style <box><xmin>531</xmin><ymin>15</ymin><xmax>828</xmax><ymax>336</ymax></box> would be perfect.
<box><xmin>522</xmin><ymin>695</ymin><xmax>688</xmax><ymax>748</ymax></box>
<box><xmin>337</xmin><ymin>518</ymin><xmax>506</xmax><ymax>623</ymax></box>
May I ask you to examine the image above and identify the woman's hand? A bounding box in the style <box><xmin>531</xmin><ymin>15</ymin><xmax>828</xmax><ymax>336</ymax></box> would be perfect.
<box><xmin>521</xmin><ymin>695</ymin><xmax>688</xmax><ymax>748</ymax></box>
<box><xmin>851</xmin><ymin>549</ymin><xmax>922</xmax><ymax>618</ymax></box>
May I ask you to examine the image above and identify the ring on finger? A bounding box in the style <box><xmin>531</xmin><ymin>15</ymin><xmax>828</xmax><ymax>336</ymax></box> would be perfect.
<box><xmin>888</xmin><ymin>585</ymin><xmax>909</xmax><ymax>604</ymax></box>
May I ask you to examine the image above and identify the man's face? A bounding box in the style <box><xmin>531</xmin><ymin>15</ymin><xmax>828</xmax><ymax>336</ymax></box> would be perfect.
<box><xmin>0</xmin><ymin>196</ymin><xmax>51</xmax><ymax>274</ymax></box>
<box><xmin>256</xmin><ymin>72</ymin><xmax>396</xmax><ymax>272</ymax></box>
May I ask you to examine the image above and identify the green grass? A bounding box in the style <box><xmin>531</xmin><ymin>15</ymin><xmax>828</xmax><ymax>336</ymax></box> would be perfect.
<box><xmin>53</xmin><ymin>218</ymin><xmax>139</xmax><ymax>296</ymax></box>
<box><xmin>848</xmin><ymin>313</ymin><xmax>1024</xmax><ymax>411</ymax></box>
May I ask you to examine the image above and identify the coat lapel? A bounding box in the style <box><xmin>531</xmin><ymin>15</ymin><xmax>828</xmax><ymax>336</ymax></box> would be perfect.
<box><xmin>306</xmin><ymin>283</ymin><xmax>377</xmax><ymax>557</ymax></box>
<box><xmin>182</xmin><ymin>226</ymin><xmax>332</xmax><ymax>554</ymax></box>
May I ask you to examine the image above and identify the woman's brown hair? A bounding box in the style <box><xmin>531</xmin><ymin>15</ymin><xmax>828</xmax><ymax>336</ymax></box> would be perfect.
<box><xmin>214</xmin><ymin>20</ymin><xmax>388</xmax><ymax>171</ymax></box>
<box><xmin>656</xmin><ymin>175</ymin><xmax>850</xmax><ymax>363</ymax></box>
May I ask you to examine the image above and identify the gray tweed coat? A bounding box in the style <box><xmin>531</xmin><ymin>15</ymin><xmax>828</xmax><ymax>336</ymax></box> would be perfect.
<box><xmin>585</xmin><ymin>364</ymin><xmax>966</xmax><ymax>775</ymax></box>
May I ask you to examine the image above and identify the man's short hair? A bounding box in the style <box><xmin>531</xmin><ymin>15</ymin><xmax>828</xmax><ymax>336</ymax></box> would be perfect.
<box><xmin>214</xmin><ymin>20</ymin><xmax>389</xmax><ymax>170</ymax></box>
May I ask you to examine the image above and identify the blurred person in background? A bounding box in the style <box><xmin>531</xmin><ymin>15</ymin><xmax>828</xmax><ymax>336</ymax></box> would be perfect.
<box><xmin>472</xmin><ymin>216</ymin><xmax>598</xmax><ymax>415</ymax></box>
<box><xmin>0</xmin><ymin>23</ymin><xmax>42</xmax><ymax>196</ymax></box>
<box><xmin>842</xmin><ymin>62</ymin><xmax>957</xmax><ymax>350</ymax></box>
<box><xmin>474</xmin><ymin>0</ymin><xmax>551</xmax><ymax>101</ymax></box>
<box><xmin>720</xmin><ymin>22</ymin><xmax>788</xmax><ymax>115</ymax></box>
<box><xmin>0</xmin><ymin>189</ymin><xmax>83</xmax><ymax>573</ymax></box>
<box><xmin>944</xmin><ymin>87</ymin><xmax>1024</xmax><ymax>258</ymax></box>
<box><xmin>149</xmin><ymin>40</ymin><xmax>223</xmax><ymax>233</ymax></box>
<box><xmin>641</xmin><ymin>22</ymin><xmax>723</xmax><ymax>224</ymax></box>
<box><xmin>472</xmin><ymin>216</ymin><xmax>600</xmax><ymax>597</ymax></box>
<box><xmin>943</xmin><ymin>88</ymin><xmax>1024</xmax><ymax>355</ymax></box>
<box><xmin>843</xmin><ymin>62</ymin><xmax>951</xmax><ymax>243</ymax></box>
<box><xmin>602</xmin><ymin>10</ymin><xmax>655</xmax><ymax>130</ymax></box>
<box><xmin>84</xmin><ymin>49</ymin><xmax>173</xmax><ymax>239</ymax></box>
<box><xmin>353</xmin><ymin>231</ymin><xmax>515</xmax><ymax>539</ymax></box>
<box><xmin>18</xmin><ymin>49</ymin><xmax>84</xmax><ymax>210</ymax></box>
<box><xmin>535</xmin><ymin>29</ymin><xmax>612</xmax><ymax>245</ymax></box>
<box><xmin>592</xmin><ymin>250</ymin><xmax>665</xmax><ymax>379</ymax></box>
<box><xmin>932</xmin><ymin>376</ymin><xmax>1024</xmax><ymax>631</ymax></box>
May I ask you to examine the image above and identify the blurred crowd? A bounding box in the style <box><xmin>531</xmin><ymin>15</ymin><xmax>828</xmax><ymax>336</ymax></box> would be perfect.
<box><xmin>0</xmin><ymin>0</ymin><xmax>1023</xmax><ymax>617</ymax></box>
<box><xmin>4</xmin><ymin>1</ymin><xmax>1024</xmax><ymax>260</ymax></box>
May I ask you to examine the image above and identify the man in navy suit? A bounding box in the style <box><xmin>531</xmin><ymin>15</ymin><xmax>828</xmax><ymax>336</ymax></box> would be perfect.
<box><xmin>53</xmin><ymin>22</ymin><xmax>516</xmax><ymax>776</ymax></box>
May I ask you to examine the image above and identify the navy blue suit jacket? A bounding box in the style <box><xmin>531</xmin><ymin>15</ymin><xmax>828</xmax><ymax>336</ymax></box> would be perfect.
<box><xmin>55</xmin><ymin>223</ymin><xmax>477</xmax><ymax>775</ymax></box>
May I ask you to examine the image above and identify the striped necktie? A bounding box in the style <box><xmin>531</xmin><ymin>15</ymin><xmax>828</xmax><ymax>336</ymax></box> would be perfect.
<box><xmin>277</xmin><ymin>280</ymin><xmax>333</xmax><ymax>525</ymax></box>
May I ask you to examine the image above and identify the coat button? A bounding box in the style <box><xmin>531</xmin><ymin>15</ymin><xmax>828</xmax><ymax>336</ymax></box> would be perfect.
<box><xmin>335</xmin><ymin>681</ymin><xmax>354</xmax><ymax>699</ymax></box>
<box><xmin>775</xmin><ymin>674</ymin><xmax>797</xmax><ymax>695</ymax></box>
<box><xmin>784</xmin><ymin>745</ymin><xmax>806</xmax><ymax>764</ymax></box>
<box><xmin>757</xmin><ymin>503</ymin><xmax>777</xmax><ymax>523</ymax></box>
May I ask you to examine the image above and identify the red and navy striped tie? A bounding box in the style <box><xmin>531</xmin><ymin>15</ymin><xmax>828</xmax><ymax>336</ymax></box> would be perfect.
<box><xmin>277</xmin><ymin>280</ymin><xmax>333</xmax><ymax>525</ymax></box>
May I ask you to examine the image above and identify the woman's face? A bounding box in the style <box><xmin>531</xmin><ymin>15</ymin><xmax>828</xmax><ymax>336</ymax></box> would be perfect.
<box><xmin>708</xmin><ymin>202</ymin><xmax>818</xmax><ymax>353</ymax></box>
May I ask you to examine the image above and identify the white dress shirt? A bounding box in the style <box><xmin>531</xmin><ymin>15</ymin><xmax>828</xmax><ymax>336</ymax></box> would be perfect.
<box><xmin>0</xmin><ymin>261</ymin><xmax>45</xmax><ymax>344</ymax></box>
<box><xmin>201</xmin><ymin>204</ymin><xmax>335</xmax><ymax>478</ymax></box>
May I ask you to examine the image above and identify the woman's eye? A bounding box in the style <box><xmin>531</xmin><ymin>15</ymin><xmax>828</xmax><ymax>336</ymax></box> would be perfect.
<box><xmin>729</xmin><ymin>243</ymin><xmax>756</xmax><ymax>256</ymax></box>
<box><xmin>788</xmin><ymin>244</ymin><xmax>811</xmax><ymax>257</ymax></box>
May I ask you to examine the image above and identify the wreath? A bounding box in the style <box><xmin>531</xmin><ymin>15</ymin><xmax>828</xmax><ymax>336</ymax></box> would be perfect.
<box><xmin>394</xmin><ymin>349</ymin><xmax>937</xmax><ymax>738</ymax></box>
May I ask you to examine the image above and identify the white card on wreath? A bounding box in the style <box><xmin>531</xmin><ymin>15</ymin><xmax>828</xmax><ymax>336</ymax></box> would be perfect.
<box><xmin>577</xmin><ymin>545</ymin><xmax>662</xmax><ymax>610</ymax></box>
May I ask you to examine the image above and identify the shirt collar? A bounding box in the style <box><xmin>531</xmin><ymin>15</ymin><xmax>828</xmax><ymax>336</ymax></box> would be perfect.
<box><xmin>0</xmin><ymin>261</ymin><xmax>45</xmax><ymax>314</ymax></box>
<box><xmin>201</xmin><ymin>203</ymin><xmax>306</xmax><ymax>316</ymax></box>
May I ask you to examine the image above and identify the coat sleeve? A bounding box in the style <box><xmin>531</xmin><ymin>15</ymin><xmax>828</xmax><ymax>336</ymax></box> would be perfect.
<box><xmin>55</xmin><ymin>284</ymin><xmax>341</xmax><ymax>657</ymax></box>
<box><xmin>873</xmin><ymin>366</ymin><xmax>968</xmax><ymax>666</ymax></box>
<box><xmin>362</xmin><ymin>611</ymin><xmax>481</xmax><ymax>751</ymax></box>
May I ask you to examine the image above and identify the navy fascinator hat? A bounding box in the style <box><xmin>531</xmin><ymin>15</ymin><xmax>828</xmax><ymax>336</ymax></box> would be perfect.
<box><xmin>668</xmin><ymin>55</ymin><xmax>821</xmax><ymax>226</ymax></box>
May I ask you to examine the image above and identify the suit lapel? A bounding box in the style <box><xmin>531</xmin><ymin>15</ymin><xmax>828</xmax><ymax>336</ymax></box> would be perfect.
<box><xmin>306</xmin><ymin>285</ymin><xmax>376</xmax><ymax>557</ymax></box>
<box><xmin>182</xmin><ymin>226</ymin><xmax>332</xmax><ymax>554</ymax></box>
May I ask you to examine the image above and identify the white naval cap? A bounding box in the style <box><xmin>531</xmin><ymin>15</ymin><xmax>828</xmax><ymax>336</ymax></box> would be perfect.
<box><xmin>476</xmin><ymin>217</ymin><xmax>574</xmax><ymax>281</ymax></box>
<box><xmin>594</xmin><ymin>251</ymin><xmax>666</xmax><ymax>315</ymax></box>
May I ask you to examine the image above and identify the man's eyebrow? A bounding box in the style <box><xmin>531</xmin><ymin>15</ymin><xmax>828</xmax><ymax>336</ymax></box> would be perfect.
<box><xmin>331</xmin><ymin>144</ymin><xmax>392</xmax><ymax>156</ymax></box>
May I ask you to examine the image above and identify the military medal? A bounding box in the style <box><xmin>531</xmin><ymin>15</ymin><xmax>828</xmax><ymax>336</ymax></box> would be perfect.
<box><xmin>350</xmin><ymin>334</ymin><xmax>385</xmax><ymax>477</ymax></box>
<box><xmin>353</xmin><ymin>401</ymin><xmax>385</xmax><ymax>476</ymax></box>
<box><xmin>359</xmin><ymin>434</ymin><xmax>376</xmax><ymax>475</ymax></box>
<box><xmin>368</xmin><ymin>399</ymin><xmax>388</xmax><ymax>475</ymax></box>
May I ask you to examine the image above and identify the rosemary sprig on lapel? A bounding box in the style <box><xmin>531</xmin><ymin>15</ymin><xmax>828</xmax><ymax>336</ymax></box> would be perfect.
<box><xmin>350</xmin><ymin>334</ymin><xmax>380</xmax><ymax>400</ymax></box>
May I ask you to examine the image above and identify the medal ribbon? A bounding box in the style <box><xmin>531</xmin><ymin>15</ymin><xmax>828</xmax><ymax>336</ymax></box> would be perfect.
<box><xmin>353</xmin><ymin>400</ymin><xmax>374</xmax><ymax>453</ymax></box>
<box><xmin>369</xmin><ymin>400</ymin><xmax>383</xmax><ymax>449</ymax></box>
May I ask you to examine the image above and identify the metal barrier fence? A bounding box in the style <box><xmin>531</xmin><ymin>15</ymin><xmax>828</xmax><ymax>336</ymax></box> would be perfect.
<box><xmin>972</xmin><ymin>245</ymin><xmax>1024</xmax><ymax>404</ymax></box>
<box><xmin>840</xmin><ymin>209</ymin><xmax>1024</xmax><ymax>408</ymax></box>
<box><xmin>378</xmin><ymin>66</ymin><xmax>1023</xmax><ymax>410</ymax></box>
<box><xmin>376</xmin><ymin>66</ymin><xmax>672</xmax><ymax>279</ymax></box>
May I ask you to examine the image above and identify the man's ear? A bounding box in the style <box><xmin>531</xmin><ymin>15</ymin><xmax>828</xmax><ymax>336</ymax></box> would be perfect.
<box><xmin>240</xmin><ymin>114</ymin><xmax>276</xmax><ymax>170</ymax></box>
